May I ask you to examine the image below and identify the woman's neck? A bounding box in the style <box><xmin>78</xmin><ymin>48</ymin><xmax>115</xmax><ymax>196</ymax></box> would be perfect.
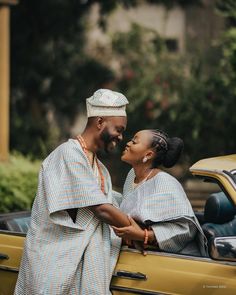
<box><xmin>133</xmin><ymin>164</ymin><xmax>153</xmax><ymax>183</ymax></box>
<box><xmin>133</xmin><ymin>165</ymin><xmax>161</xmax><ymax>184</ymax></box>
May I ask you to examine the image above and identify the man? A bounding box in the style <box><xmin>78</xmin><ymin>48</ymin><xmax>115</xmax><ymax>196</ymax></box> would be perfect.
<box><xmin>15</xmin><ymin>89</ymin><xmax>131</xmax><ymax>295</ymax></box>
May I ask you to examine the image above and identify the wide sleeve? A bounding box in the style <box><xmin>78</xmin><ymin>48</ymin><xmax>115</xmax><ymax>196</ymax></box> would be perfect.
<box><xmin>112</xmin><ymin>190</ymin><xmax>123</xmax><ymax>207</ymax></box>
<box><xmin>151</xmin><ymin>218</ymin><xmax>197</xmax><ymax>253</ymax></box>
<box><xmin>42</xmin><ymin>143</ymin><xmax>112</xmax><ymax>229</ymax></box>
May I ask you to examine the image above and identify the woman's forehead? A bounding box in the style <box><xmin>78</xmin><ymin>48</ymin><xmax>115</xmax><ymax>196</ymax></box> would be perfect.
<box><xmin>134</xmin><ymin>130</ymin><xmax>152</xmax><ymax>141</ymax></box>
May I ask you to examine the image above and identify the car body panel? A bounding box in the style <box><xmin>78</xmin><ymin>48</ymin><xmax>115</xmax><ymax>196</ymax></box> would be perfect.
<box><xmin>111</xmin><ymin>248</ymin><xmax>236</xmax><ymax>295</ymax></box>
<box><xmin>190</xmin><ymin>154</ymin><xmax>236</xmax><ymax>172</ymax></box>
<box><xmin>0</xmin><ymin>231</ymin><xmax>25</xmax><ymax>295</ymax></box>
<box><xmin>2</xmin><ymin>235</ymin><xmax>236</xmax><ymax>295</ymax></box>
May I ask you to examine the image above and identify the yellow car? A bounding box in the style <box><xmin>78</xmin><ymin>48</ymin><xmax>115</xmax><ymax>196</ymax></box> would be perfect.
<box><xmin>1</xmin><ymin>155</ymin><xmax>236</xmax><ymax>295</ymax></box>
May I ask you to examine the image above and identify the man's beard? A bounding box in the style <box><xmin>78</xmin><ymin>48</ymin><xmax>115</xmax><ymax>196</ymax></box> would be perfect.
<box><xmin>100</xmin><ymin>129</ymin><xmax>119</xmax><ymax>154</ymax></box>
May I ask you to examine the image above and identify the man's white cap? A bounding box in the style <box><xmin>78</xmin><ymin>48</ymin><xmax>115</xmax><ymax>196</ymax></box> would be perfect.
<box><xmin>86</xmin><ymin>89</ymin><xmax>129</xmax><ymax>117</ymax></box>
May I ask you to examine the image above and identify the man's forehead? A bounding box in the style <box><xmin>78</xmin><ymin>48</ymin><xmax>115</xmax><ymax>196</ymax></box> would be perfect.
<box><xmin>106</xmin><ymin>116</ymin><xmax>127</xmax><ymax>126</ymax></box>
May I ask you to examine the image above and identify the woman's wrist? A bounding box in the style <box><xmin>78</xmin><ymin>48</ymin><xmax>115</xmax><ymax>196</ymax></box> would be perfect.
<box><xmin>148</xmin><ymin>229</ymin><xmax>156</xmax><ymax>243</ymax></box>
<box><xmin>135</xmin><ymin>229</ymin><xmax>146</xmax><ymax>241</ymax></box>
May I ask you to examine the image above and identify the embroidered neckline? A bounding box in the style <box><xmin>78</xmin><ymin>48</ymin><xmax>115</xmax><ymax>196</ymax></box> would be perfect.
<box><xmin>132</xmin><ymin>169</ymin><xmax>154</xmax><ymax>189</ymax></box>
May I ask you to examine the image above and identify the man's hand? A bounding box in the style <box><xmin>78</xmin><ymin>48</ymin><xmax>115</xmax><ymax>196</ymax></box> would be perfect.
<box><xmin>112</xmin><ymin>216</ymin><xmax>144</xmax><ymax>241</ymax></box>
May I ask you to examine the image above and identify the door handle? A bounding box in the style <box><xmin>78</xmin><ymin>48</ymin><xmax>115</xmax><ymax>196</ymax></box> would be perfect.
<box><xmin>114</xmin><ymin>270</ymin><xmax>147</xmax><ymax>280</ymax></box>
<box><xmin>0</xmin><ymin>253</ymin><xmax>9</xmax><ymax>260</ymax></box>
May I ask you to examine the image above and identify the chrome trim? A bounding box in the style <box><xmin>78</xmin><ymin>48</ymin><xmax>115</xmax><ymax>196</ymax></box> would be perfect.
<box><xmin>0</xmin><ymin>253</ymin><xmax>9</xmax><ymax>260</ymax></box>
<box><xmin>0</xmin><ymin>265</ymin><xmax>19</xmax><ymax>273</ymax></box>
<box><xmin>190</xmin><ymin>169</ymin><xmax>236</xmax><ymax>191</ymax></box>
<box><xmin>110</xmin><ymin>286</ymin><xmax>169</xmax><ymax>295</ymax></box>
<box><xmin>0</xmin><ymin>230</ymin><xmax>26</xmax><ymax>237</ymax></box>
<box><xmin>113</xmin><ymin>270</ymin><xmax>147</xmax><ymax>281</ymax></box>
<box><xmin>211</xmin><ymin>237</ymin><xmax>236</xmax><ymax>262</ymax></box>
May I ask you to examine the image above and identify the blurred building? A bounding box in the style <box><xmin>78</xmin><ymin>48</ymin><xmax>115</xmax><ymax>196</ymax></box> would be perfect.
<box><xmin>86</xmin><ymin>1</ymin><xmax>224</xmax><ymax>59</ymax></box>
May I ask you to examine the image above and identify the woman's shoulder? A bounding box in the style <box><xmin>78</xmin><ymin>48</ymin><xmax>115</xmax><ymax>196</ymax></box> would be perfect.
<box><xmin>154</xmin><ymin>171</ymin><xmax>177</xmax><ymax>182</ymax></box>
<box><xmin>152</xmin><ymin>171</ymin><xmax>183</xmax><ymax>191</ymax></box>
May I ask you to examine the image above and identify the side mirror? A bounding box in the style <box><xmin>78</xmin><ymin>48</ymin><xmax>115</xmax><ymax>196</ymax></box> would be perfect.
<box><xmin>210</xmin><ymin>237</ymin><xmax>236</xmax><ymax>262</ymax></box>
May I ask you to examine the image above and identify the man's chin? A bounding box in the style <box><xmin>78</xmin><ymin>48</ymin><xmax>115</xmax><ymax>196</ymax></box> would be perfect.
<box><xmin>104</xmin><ymin>141</ymin><xmax>118</xmax><ymax>154</ymax></box>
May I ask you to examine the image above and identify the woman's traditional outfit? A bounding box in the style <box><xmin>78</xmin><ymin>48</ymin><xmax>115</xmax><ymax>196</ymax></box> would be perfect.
<box><xmin>120</xmin><ymin>169</ymin><xmax>208</xmax><ymax>256</ymax></box>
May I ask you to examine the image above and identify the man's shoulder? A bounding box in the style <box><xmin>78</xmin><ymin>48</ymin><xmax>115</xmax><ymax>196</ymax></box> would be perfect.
<box><xmin>55</xmin><ymin>138</ymin><xmax>81</xmax><ymax>154</ymax></box>
<box><xmin>43</xmin><ymin>139</ymin><xmax>84</xmax><ymax>165</ymax></box>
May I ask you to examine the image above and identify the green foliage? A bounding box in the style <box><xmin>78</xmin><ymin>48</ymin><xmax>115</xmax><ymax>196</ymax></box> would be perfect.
<box><xmin>0</xmin><ymin>154</ymin><xmax>40</xmax><ymax>213</ymax></box>
<box><xmin>112</xmin><ymin>24</ymin><xmax>185</xmax><ymax>141</ymax></box>
<box><xmin>220</xmin><ymin>28</ymin><xmax>236</xmax><ymax>88</ymax></box>
<box><xmin>111</xmin><ymin>19</ymin><xmax>236</xmax><ymax>162</ymax></box>
<box><xmin>216</xmin><ymin>0</ymin><xmax>236</xmax><ymax>21</ymax></box>
<box><xmin>10</xmin><ymin>0</ymin><xmax>236</xmax><ymax>163</ymax></box>
<box><xmin>147</xmin><ymin>0</ymin><xmax>202</xmax><ymax>9</ymax></box>
<box><xmin>10</xmin><ymin>0</ymin><xmax>204</xmax><ymax>159</ymax></box>
<box><xmin>112</xmin><ymin>24</ymin><xmax>184</xmax><ymax>109</ymax></box>
<box><xmin>10</xmin><ymin>0</ymin><xmax>115</xmax><ymax>158</ymax></box>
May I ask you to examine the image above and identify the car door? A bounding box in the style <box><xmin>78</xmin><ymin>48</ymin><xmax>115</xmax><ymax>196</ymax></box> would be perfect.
<box><xmin>110</xmin><ymin>247</ymin><xmax>236</xmax><ymax>295</ymax></box>
<box><xmin>0</xmin><ymin>231</ymin><xmax>25</xmax><ymax>295</ymax></box>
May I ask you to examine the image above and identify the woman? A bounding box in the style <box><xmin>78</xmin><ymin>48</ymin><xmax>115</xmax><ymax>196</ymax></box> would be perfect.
<box><xmin>113</xmin><ymin>129</ymin><xmax>208</xmax><ymax>256</ymax></box>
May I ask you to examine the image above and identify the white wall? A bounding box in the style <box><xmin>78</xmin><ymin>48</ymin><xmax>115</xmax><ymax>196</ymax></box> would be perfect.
<box><xmin>86</xmin><ymin>3</ymin><xmax>186</xmax><ymax>54</ymax></box>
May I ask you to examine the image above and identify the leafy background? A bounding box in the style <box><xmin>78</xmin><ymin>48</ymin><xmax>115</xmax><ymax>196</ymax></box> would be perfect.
<box><xmin>0</xmin><ymin>0</ymin><xmax>235</xmax><ymax>212</ymax></box>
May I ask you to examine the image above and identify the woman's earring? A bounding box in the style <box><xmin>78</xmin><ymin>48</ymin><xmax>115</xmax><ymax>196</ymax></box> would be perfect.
<box><xmin>143</xmin><ymin>157</ymin><xmax>148</xmax><ymax>163</ymax></box>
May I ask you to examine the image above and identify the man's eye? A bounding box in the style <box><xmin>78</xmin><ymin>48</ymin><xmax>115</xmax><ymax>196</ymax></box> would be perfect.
<box><xmin>131</xmin><ymin>139</ymin><xmax>136</xmax><ymax>144</ymax></box>
<box><xmin>116</xmin><ymin>128</ymin><xmax>123</xmax><ymax>133</ymax></box>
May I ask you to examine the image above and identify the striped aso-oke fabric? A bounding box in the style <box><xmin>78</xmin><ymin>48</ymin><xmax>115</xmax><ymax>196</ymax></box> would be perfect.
<box><xmin>120</xmin><ymin>170</ymin><xmax>208</xmax><ymax>257</ymax></box>
<box><xmin>14</xmin><ymin>139</ymin><xmax>121</xmax><ymax>295</ymax></box>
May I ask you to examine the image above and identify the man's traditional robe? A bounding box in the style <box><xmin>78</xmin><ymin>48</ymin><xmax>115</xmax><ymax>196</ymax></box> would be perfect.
<box><xmin>15</xmin><ymin>139</ymin><xmax>121</xmax><ymax>295</ymax></box>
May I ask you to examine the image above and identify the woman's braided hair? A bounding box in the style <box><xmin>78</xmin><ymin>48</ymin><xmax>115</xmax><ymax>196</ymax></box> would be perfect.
<box><xmin>149</xmin><ymin>129</ymin><xmax>184</xmax><ymax>168</ymax></box>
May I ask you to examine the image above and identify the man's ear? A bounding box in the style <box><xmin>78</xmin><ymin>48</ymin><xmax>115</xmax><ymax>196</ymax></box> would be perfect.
<box><xmin>96</xmin><ymin>117</ymin><xmax>106</xmax><ymax>130</ymax></box>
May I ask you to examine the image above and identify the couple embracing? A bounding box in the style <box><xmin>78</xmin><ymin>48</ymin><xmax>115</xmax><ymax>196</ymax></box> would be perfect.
<box><xmin>15</xmin><ymin>89</ymin><xmax>207</xmax><ymax>295</ymax></box>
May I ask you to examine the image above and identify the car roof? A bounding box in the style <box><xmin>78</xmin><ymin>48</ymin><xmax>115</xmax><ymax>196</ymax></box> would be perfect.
<box><xmin>190</xmin><ymin>154</ymin><xmax>236</xmax><ymax>173</ymax></box>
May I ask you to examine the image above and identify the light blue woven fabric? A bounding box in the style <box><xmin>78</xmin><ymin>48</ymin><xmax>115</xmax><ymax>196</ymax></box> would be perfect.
<box><xmin>120</xmin><ymin>169</ymin><xmax>208</xmax><ymax>256</ymax></box>
<box><xmin>15</xmin><ymin>139</ymin><xmax>121</xmax><ymax>295</ymax></box>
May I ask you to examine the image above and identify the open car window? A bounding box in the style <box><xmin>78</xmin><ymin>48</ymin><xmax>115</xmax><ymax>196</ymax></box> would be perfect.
<box><xmin>0</xmin><ymin>211</ymin><xmax>31</xmax><ymax>234</ymax></box>
<box><xmin>130</xmin><ymin>176</ymin><xmax>236</xmax><ymax>259</ymax></box>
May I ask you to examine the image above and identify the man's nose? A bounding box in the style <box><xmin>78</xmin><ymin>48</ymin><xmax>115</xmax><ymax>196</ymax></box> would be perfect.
<box><xmin>118</xmin><ymin>134</ymin><xmax>123</xmax><ymax>141</ymax></box>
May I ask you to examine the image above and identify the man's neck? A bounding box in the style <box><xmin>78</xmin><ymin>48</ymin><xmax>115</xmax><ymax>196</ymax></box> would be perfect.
<box><xmin>80</xmin><ymin>130</ymin><xmax>99</xmax><ymax>154</ymax></box>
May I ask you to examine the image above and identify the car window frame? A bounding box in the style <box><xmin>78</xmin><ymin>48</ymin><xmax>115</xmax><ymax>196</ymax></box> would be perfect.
<box><xmin>121</xmin><ymin>246</ymin><xmax>236</xmax><ymax>266</ymax></box>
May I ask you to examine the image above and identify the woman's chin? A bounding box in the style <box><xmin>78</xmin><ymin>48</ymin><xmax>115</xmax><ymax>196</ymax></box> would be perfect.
<box><xmin>121</xmin><ymin>154</ymin><xmax>128</xmax><ymax>163</ymax></box>
<box><xmin>121</xmin><ymin>154</ymin><xmax>132</xmax><ymax>165</ymax></box>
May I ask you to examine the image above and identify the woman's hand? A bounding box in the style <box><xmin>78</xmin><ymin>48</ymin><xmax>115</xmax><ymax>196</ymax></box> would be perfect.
<box><xmin>112</xmin><ymin>216</ymin><xmax>144</xmax><ymax>241</ymax></box>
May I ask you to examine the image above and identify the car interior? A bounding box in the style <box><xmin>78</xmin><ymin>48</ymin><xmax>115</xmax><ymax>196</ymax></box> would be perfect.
<box><xmin>201</xmin><ymin>192</ymin><xmax>236</xmax><ymax>246</ymax></box>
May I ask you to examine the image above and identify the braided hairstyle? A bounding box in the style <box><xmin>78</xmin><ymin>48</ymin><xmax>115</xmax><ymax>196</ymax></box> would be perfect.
<box><xmin>149</xmin><ymin>129</ymin><xmax>184</xmax><ymax>168</ymax></box>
